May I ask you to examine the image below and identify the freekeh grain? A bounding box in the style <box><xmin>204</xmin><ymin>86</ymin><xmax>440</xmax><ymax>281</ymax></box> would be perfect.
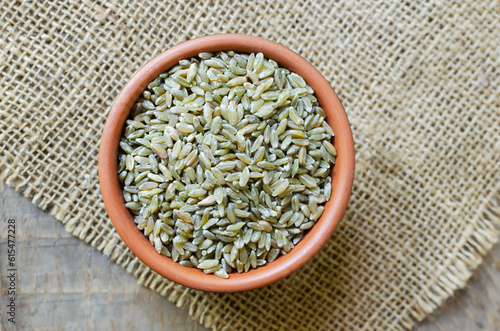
<box><xmin>118</xmin><ymin>51</ymin><xmax>336</xmax><ymax>278</ymax></box>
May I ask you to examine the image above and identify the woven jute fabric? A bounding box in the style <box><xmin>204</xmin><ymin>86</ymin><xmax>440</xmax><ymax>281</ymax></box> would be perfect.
<box><xmin>1</xmin><ymin>0</ymin><xmax>499</xmax><ymax>330</ymax></box>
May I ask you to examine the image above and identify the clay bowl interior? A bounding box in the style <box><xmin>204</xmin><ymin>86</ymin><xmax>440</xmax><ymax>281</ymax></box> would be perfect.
<box><xmin>99</xmin><ymin>34</ymin><xmax>354</xmax><ymax>292</ymax></box>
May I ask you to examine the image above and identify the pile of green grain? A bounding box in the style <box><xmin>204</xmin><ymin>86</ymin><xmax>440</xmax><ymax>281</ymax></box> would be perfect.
<box><xmin>118</xmin><ymin>51</ymin><xmax>336</xmax><ymax>278</ymax></box>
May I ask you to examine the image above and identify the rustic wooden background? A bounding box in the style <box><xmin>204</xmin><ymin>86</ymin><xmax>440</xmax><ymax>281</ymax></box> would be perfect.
<box><xmin>1</xmin><ymin>180</ymin><xmax>499</xmax><ymax>330</ymax></box>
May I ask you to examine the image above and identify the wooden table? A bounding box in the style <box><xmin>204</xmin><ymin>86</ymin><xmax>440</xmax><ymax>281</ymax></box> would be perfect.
<box><xmin>1</xmin><ymin>181</ymin><xmax>499</xmax><ymax>330</ymax></box>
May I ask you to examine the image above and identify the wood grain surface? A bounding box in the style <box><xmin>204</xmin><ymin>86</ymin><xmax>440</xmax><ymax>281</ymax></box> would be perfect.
<box><xmin>0</xmin><ymin>181</ymin><xmax>498</xmax><ymax>330</ymax></box>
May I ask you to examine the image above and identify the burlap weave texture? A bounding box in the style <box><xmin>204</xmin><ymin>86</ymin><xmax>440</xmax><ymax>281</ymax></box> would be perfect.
<box><xmin>1</xmin><ymin>1</ymin><xmax>499</xmax><ymax>330</ymax></box>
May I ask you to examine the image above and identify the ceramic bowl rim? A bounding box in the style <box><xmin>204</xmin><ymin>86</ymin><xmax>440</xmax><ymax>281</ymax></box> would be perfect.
<box><xmin>98</xmin><ymin>34</ymin><xmax>355</xmax><ymax>292</ymax></box>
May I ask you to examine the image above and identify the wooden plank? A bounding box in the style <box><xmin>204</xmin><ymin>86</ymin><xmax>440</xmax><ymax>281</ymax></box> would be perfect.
<box><xmin>0</xmin><ymin>183</ymin><xmax>205</xmax><ymax>331</ymax></box>
<box><xmin>1</xmin><ymin>181</ymin><xmax>499</xmax><ymax>330</ymax></box>
<box><xmin>414</xmin><ymin>243</ymin><xmax>500</xmax><ymax>331</ymax></box>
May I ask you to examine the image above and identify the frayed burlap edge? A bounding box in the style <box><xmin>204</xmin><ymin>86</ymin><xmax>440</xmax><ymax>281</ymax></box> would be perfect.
<box><xmin>2</xmin><ymin>168</ymin><xmax>499</xmax><ymax>330</ymax></box>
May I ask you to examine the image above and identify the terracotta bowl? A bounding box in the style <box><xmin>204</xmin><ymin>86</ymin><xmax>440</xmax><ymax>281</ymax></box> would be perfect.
<box><xmin>99</xmin><ymin>34</ymin><xmax>354</xmax><ymax>292</ymax></box>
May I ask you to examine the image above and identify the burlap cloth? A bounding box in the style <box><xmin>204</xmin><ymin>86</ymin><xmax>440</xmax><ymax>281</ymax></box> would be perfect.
<box><xmin>1</xmin><ymin>1</ymin><xmax>499</xmax><ymax>330</ymax></box>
